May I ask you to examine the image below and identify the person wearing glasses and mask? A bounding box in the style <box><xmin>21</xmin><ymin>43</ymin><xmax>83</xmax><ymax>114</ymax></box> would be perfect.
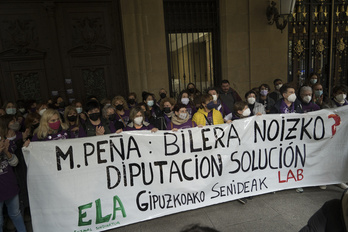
<box><xmin>192</xmin><ymin>94</ymin><xmax>224</xmax><ymax>126</ymax></box>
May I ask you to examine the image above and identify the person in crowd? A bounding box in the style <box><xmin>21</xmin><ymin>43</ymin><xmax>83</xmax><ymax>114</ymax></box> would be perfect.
<box><xmin>298</xmin><ymin>86</ymin><xmax>320</xmax><ymax>112</ymax></box>
<box><xmin>186</xmin><ymin>83</ymin><xmax>201</xmax><ymax>102</ymax></box>
<box><xmin>157</xmin><ymin>88</ymin><xmax>168</xmax><ymax>105</ymax></box>
<box><xmin>137</xmin><ymin>102</ymin><xmax>150</xmax><ymax>122</ymax></box>
<box><xmin>71</xmin><ymin>100</ymin><xmax>87</xmax><ymax>122</ymax></box>
<box><xmin>270</xmin><ymin>84</ymin><xmax>304</xmax><ymax>114</ymax></box>
<box><xmin>127</xmin><ymin>92</ymin><xmax>137</xmax><ymax>109</ymax></box>
<box><xmin>257</xmin><ymin>84</ymin><xmax>275</xmax><ymax>113</ymax></box>
<box><xmin>100</xmin><ymin>98</ymin><xmax>111</xmax><ymax>109</ymax></box>
<box><xmin>160</xmin><ymin>97</ymin><xmax>175</xmax><ymax>124</ymax></box>
<box><xmin>24</xmin><ymin>100</ymin><xmax>37</xmax><ymax>114</ymax></box>
<box><xmin>192</xmin><ymin>94</ymin><xmax>224</xmax><ymax>126</ymax></box>
<box><xmin>327</xmin><ymin>84</ymin><xmax>348</xmax><ymax>108</ymax></box>
<box><xmin>177</xmin><ymin>90</ymin><xmax>197</xmax><ymax>117</ymax></box>
<box><xmin>31</xmin><ymin>109</ymin><xmax>69</xmax><ymax>141</ymax></box>
<box><xmin>24</xmin><ymin>112</ymin><xmax>41</xmax><ymax>141</ymax></box>
<box><xmin>269</xmin><ymin>79</ymin><xmax>283</xmax><ymax>102</ymax></box>
<box><xmin>304</xmin><ymin>72</ymin><xmax>319</xmax><ymax>87</ymax></box>
<box><xmin>218</xmin><ymin>79</ymin><xmax>242</xmax><ymax>112</ymax></box>
<box><xmin>245</xmin><ymin>90</ymin><xmax>265</xmax><ymax>116</ymax></box>
<box><xmin>3</xmin><ymin>101</ymin><xmax>17</xmax><ymax>116</ymax></box>
<box><xmin>112</xmin><ymin>96</ymin><xmax>130</xmax><ymax>128</ymax></box>
<box><xmin>143</xmin><ymin>91</ymin><xmax>166</xmax><ymax>130</ymax></box>
<box><xmin>86</xmin><ymin>95</ymin><xmax>98</xmax><ymax>103</ymax></box>
<box><xmin>102</xmin><ymin>105</ymin><xmax>124</xmax><ymax>131</ymax></box>
<box><xmin>36</xmin><ymin>103</ymin><xmax>47</xmax><ymax>116</ymax></box>
<box><xmin>207</xmin><ymin>87</ymin><xmax>231</xmax><ymax>121</ymax></box>
<box><xmin>63</xmin><ymin>106</ymin><xmax>86</xmax><ymax>138</ymax></box>
<box><xmin>168</xmin><ymin>103</ymin><xmax>197</xmax><ymax>130</ymax></box>
<box><xmin>55</xmin><ymin>96</ymin><xmax>66</xmax><ymax>117</ymax></box>
<box><xmin>232</xmin><ymin>101</ymin><xmax>252</xmax><ymax>120</ymax></box>
<box><xmin>83</xmin><ymin>100</ymin><xmax>114</xmax><ymax>136</ymax></box>
<box><xmin>124</xmin><ymin>106</ymin><xmax>158</xmax><ymax>132</ymax></box>
<box><xmin>0</xmin><ymin>136</ymin><xmax>27</xmax><ymax>232</ymax></box>
<box><xmin>0</xmin><ymin>109</ymin><xmax>5</xmax><ymax>116</ymax></box>
<box><xmin>0</xmin><ymin>115</ymin><xmax>29</xmax><ymax>153</ymax></box>
<box><xmin>312</xmin><ymin>83</ymin><xmax>329</xmax><ymax>109</ymax></box>
<box><xmin>16</xmin><ymin>100</ymin><xmax>26</xmax><ymax>116</ymax></box>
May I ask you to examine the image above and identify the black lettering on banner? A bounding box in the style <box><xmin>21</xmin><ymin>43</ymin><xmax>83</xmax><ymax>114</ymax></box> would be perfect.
<box><xmin>97</xmin><ymin>140</ymin><xmax>108</xmax><ymax>164</ymax></box>
<box><xmin>214</xmin><ymin>127</ymin><xmax>225</xmax><ymax>148</ymax></box>
<box><xmin>254</xmin><ymin>120</ymin><xmax>266</xmax><ymax>143</ymax></box>
<box><xmin>141</xmin><ymin>162</ymin><xmax>154</xmax><ymax>185</ymax></box>
<box><xmin>164</xmin><ymin>132</ymin><xmax>179</xmax><ymax>156</ymax></box>
<box><xmin>110</xmin><ymin>138</ymin><xmax>125</xmax><ymax>161</ymax></box>
<box><xmin>285</xmin><ymin>118</ymin><xmax>299</xmax><ymax>140</ymax></box>
<box><xmin>229</xmin><ymin>151</ymin><xmax>240</xmax><ymax>174</ymax></box>
<box><xmin>300</xmin><ymin>118</ymin><xmax>313</xmax><ymax>140</ymax></box>
<box><xmin>227</xmin><ymin>124</ymin><xmax>241</xmax><ymax>146</ymax></box>
<box><xmin>314</xmin><ymin>116</ymin><xmax>325</xmax><ymax>140</ymax></box>
<box><xmin>56</xmin><ymin>146</ymin><xmax>74</xmax><ymax>171</ymax></box>
<box><xmin>129</xmin><ymin>163</ymin><xmax>141</xmax><ymax>186</ymax></box>
<box><xmin>189</xmin><ymin>130</ymin><xmax>202</xmax><ymax>152</ymax></box>
<box><xmin>182</xmin><ymin>159</ymin><xmax>194</xmax><ymax>181</ymax></box>
<box><xmin>201</xmin><ymin>128</ymin><xmax>212</xmax><ymax>151</ymax></box>
<box><xmin>267</xmin><ymin>120</ymin><xmax>279</xmax><ymax>141</ymax></box>
<box><xmin>127</xmin><ymin>136</ymin><xmax>141</xmax><ymax>159</ymax></box>
<box><xmin>154</xmin><ymin>161</ymin><xmax>168</xmax><ymax>184</ymax></box>
<box><xmin>84</xmin><ymin>143</ymin><xmax>94</xmax><ymax>166</ymax></box>
<box><xmin>106</xmin><ymin>165</ymin><xmax>121</xmax><ymax>189</ymax></box>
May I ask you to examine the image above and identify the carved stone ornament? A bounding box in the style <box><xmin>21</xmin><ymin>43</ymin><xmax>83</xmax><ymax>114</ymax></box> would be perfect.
<box><xmin>72</xmin><ymin>17</ymin><xmax>106</xmax><ymax>50</ymax></box>
<box><xmin>294</xmin><ymin>40</ymin><xmax>305</xmax><ymax>56</ymax></box>
<box><xmin>316</xmin><ymin>39</ymin><xmax>325</xmax><ymax>54</ymax></box>
<box><xmin>1</xmin><ymin>19</ymin><xmax>39</xmax><ymax>53</ymax></box>
<box><xmin>337</xmin><ymin>38</ymin><xmax>346</xmax><ymax>54</ymax></box>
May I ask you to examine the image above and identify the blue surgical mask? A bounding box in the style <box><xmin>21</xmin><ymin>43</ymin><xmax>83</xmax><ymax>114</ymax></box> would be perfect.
<box><xmin>314</xmin><ymin>90</ymin><xmax>323</xmax><ymax>97</ymax></box>
<box><xmin>206</xmin><ymin>101</ymin><xmax>216</xmax><ymax>110</ymax></box>
<box><xmin>147</xmin><ymin>100</ymin><xmax>154</xmax><ymax>107</ymax></box>
<box><xmin>310</xmin><ymin>79</ymin><xmax>317</xmax><ymax>84</ymax></box>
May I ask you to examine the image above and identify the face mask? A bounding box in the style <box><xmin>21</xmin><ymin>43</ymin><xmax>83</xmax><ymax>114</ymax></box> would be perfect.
<box><xmin>247</xmin><ymin>97</ymin><xmax>256</xmax><ymax>105</ymax></box>
<box><xmin>6</xmin><ymin>108</ymin><xmax>16</xmax><ymax>115</ymax></box>
<box><xmin>147</xmin><ymin>100</ymin><xmax>154</xmax><ymax>107</ymax></box>
<box><xmin>7</xmin><ymin>135</ymin><xmax>16</xmax><ymax>141</ymax></box>
<box><xmin>128</xmin><ymin>99</ymin><xmax>136</xmax><ymax>105</ymax></box>
<box><xmin>116</xmin><ymin>105</ymin><xmax>123</xmax><ymax>111</ymax></box>
<box><xmin>19</xmin><ymin>108</ymin><xmax>25</xmax><ymax>113</ymax></box>
<box><xmin>164</xmin><ymin>107</ymin><xmax>171</xmax><ymax>113</ymax></box>
<box><xmin>134</xmin><ymin>116</ymin><xmax>143</xmax><ymax>125</ymax></box>
<box><xmin>287</xmin><ymin>93</ymin><xmax>297</xmax><ymax>103</ymax></box>
<box><xmin>242</xmin><ymin>108</ymin><xmax>251</xmax><ymax>117</ymax></box>
<box><xmin>88</xmin><ymin>113</ymin><xmax>100</xmax><ymax>121</ymax></box>
<box><xmin>179</xmin><ymin>113</ymin><xmax>187</xmax><ymax>120</ymax></box>
<box><xmin>9</xmin><ymin>121</ymin><xmax>20</xmax><ymax>131</ymax></box>
<box><xmin>48</xmin><ymin>120</ymin><xmax>61</xmax><ymax>130</ymax></box>
<box><xmin>212</xmin><ymin>95</ymin><xmax>218</xmax><ymax>101</ymax></box>
<box><xmin>302</xmin><ymin>95</ymin><xmax>312</xmax><ymax>103</ymax></box>
<box><xmin>160</xmin><ymin>93</ymin><xmax>166</xmax><ymax>99</ymax></box>
<box><xmin>31</xmin><ymin>123</ymin><xmax>39</xmax><ymax>131</ymax></box>
<box><xmin>76</xmin><ymin>107</ymin><xmax>83</xmax><ymax>114</ymax></box>
<box><xmin>181</xmin><ymin>98</ymin><xmax>190</xmax><ymax>105</ymax></box>
<box><xmin>335</xmin><ymin>94</ymin><xmax>347</xmax><ymax>103</ymax></box>
<box><xmin>188</xmin><ymin>88</ymin><xmax>195</xmax><ymax>94</ymax></box>
<box><xmin>260</xmin><ymin>90</ymin><xmax>268</xmax><ymax>96</ymax></box>
<box><xmin>39</xmin><ymin>109</ymin><xmax>46</xmax><ymax>116</ymax></box>
<box><xmin>310</xmin><ymin>79</ymin><xmax>317</xmax><ymax>84</ymax></box>
<box><xmin>276</xmin><ymin>84</ymin><xmax>283</xmax><ymax>90</ymax></box>
<box><xmin>314</xmin><ymin>90</ymin><xmax>323</xmax><ymax>97</ymax></box>
<box><xmin>67</xmin><ymin>115</ymin><xmax>77</xmax><ymax>122</ymax></box>
<box><xmin>206</xmin><ymin>101</ymin><xmax>216</xmax><ymax>110</ymax></box>
<box><xmin>108</xmin><ymin>114</ymin><xmax>116</xmax><ymax>121</ymax></box>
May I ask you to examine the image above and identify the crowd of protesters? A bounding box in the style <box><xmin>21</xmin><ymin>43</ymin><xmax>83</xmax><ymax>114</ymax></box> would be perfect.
<box><xmin>1</xmin><ymin>74</ymin><xmax>348</xmax><ymax>232</ymax></box>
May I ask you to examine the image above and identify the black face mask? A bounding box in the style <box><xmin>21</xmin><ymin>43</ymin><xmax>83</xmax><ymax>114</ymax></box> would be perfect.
<box><xmin>89</xmin><ymin>113</ymin><xmax>100</xmax><ymax>121</ymax></box>
<box><xmin>188</xmin><ymin>88</ymin><xmax>195</xmax><ymax>94</ymax></box>
<box><xmin>160</xmin><ymin>93</ymin><xmax>166</xmax><ymax>99</ymax></box>
<box><xmin>108</xmin><ymin>114</ymin><xmax>116</xmax><ymax>121</ymax></box>
<box><xmin>116</xmin><ymin>105</ymin><xmax>123</xmax><ymax>111</ymax></box>
<box><xmin>67</xmin><ymin>115</ymin><xmax>77</xmax><ymax>122</ymax></box>
<box><xmin>128</xmin><ymin>99</ymin><xmax>136</xmax><ymax>105</ymax></box>
<box><xmin>163</xmin><ymin>107</ymin><xmax>171</xmax><ymax>113</ymax></box>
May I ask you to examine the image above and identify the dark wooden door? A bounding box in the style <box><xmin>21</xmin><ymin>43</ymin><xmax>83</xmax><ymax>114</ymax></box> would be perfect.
<box><xmin>0</xmin><ymin>0</ymin><xmax>128</xmax><ymax>105</ymax></box>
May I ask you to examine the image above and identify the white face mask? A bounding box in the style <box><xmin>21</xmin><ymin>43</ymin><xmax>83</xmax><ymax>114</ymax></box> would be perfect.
<box><xmin>302</xmin><ymin>95</ymin><xmax>312</xmax><ymax>103</ymax></box>
<box><xmin>287</xmin><ymin>93</ymin><xmax>297</xmax><ymax>103</ymax></box>
<box><xmin>147</xmin><ymin>100</ymin><xmax>154</xmax><ymax>107</ymax></box>
<box><xmin>247</xmin><ymin>97</ymin><xmax>256</xmax><ymax>105</ymax></box>
<box><xmin>335</xmin><ymin>94</ymin><xmax>346</xmax><ymax>103</ymax></box>
<box><xmin>242</xmin><ymin>108</ymin><xmax>251</xmax><ymax>117</ymax></box>
<box><xmin>134</xmin><ymin>116</ymin><xmax>143</xmax><ymax>125</ymax></box>
<box><xmin>276</xmin><ymin>84</ymin><xmax>283</xmax><ymax>90</ymax></box>
<box><xmin>310</xmin><ymin>79</ymin><xmax>317</xmax><ymax>84</ymax></box>
<box><xmin>6</xmin><ymin>135</ymin><xmax>16</xmax><ymax>141</ymax></box>
<box><xmin>76</xmin><ymin>107</ymin><xmax>83</xmax><ymax>114</ymax></box>
<box><xmin>39</xmin><ymin>109</ymin><xmax>47</xmax><ymax>116</ymax></box>
<box><xmin>212</xmin><ymin>95</ymin><xmax>218</xmax><ymax>101</ymax></box>
<box><xmin>178</xmin><ymin>113</ymin><xmax>188</xmax><ymax>120</ymax></box>
<box><xmin>19</xmin><ymin>108</ymin><xmax>25</xmax><ymax>113</ymax></box>
<box><xmin>6</xmin><ymin>108</ymin><xmax>16</xmax><ymax>115</ymax></box>
<box><xmin>181</xmin><ymin>98</ymin><xmax>190</xmax><ymax>105</ymax></box>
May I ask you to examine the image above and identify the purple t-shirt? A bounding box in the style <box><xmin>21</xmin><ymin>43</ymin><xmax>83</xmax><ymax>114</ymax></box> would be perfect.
<box><xmin>0</xmin><ymin>153</ymin><xmax>19</xmax><ymax>201</ymax></box>
<box><xmin>206</xmin><ymin>111</ymin><xmax>213</xmax><ymax>125</ymax></box>
<box><xmin>279</xmin><ymin>100</ymin><xmax>295</xmax><ymax>114</ymax></box>
<box><xmin>68</xmin><ymin>125</ymin><xmax>87</xmax><ymax>138</ymax></box>
<box><xmin>301</xmin><ymin>102</ymin><xmax>320</xmax><ymax>113</ymax></box>
<box><xmin>32</xmin><ymin>130</ymin><xmax>69</xmax><ymax>141</ymax></box>
<box><xmin>116</xmin><ymin>110</ymin><xmax>130</xmax><ymax>127</ymax></box>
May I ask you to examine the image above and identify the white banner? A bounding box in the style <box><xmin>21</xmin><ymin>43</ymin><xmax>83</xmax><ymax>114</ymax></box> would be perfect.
<box><xmin>23</xmin><ymin>107</ymin><xmax>348</xmax><ymax>232</ymax></box>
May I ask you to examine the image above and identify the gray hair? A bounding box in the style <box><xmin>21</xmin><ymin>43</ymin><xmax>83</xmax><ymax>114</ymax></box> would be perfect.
<box><xmin>102</xmin><ymin>105</ymin><xmax>116</xmax><ymax>119</ymax></box>
<box><xmin>300</xmin><ymin>86</ymin><xmax>313</xmax><ymax>94</ymax></box>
